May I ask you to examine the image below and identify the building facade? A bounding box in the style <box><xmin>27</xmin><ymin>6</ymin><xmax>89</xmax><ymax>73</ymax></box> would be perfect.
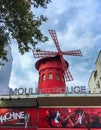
<box><xmin>0</xmin><ymin>94</ymin><xmax>101</xmax><ymax>130</ymax></box>
<box><xmin>0</xmin><ymin>44</ymin><xmax>13</xmax><ymax>95</ymax></box>
<box><xmin>88</xmin><ymin>51</ymin><xmax>101</xmax><ymax>93</ymax></box>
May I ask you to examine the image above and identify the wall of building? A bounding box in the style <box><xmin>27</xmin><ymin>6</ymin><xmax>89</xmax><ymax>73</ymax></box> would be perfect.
<box><xmin>0</xmin><ymin>45</ymin><xmax>13</xmax><ymax>95</ymax></box>
<box><xmin>88</xmin><ymin>51</ymin><xmax>101</xmax><ymax>93</ymax></box>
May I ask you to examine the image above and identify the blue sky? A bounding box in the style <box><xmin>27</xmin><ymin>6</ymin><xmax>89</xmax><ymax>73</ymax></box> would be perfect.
<box><xmin>9</xmin><ymin>0</ymin><xmax>101</xmax><ymax>92</ymax></box>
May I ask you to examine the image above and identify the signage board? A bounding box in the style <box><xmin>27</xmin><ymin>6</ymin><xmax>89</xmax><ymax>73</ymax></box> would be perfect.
<box><xmin>1</xmin><ymin>128</ymin><xmax>101</xmax><ymax>130</ymax></box>
<box><xmin>0</xmin><ymin>108</ymin><xmax>37</xmax><ymax>128</ymax></box>
<box><xmin>38</xmin><ymin>108</ymin><xmax>101</xmax><ymax>128</ymax></box>
<box><xmin>0</xmin><ymin>128</ymin><xmax>37</xmax><ymax>130</ymax></box>
<box><xmin>1</xmin><ymin>107</ymin><xmax>101</xmax><ymax>129</ymax></box>
<box><xmin>9</xmin><ymin>86</ymin><xmax>87</xmax><ymax>95</ymax></box>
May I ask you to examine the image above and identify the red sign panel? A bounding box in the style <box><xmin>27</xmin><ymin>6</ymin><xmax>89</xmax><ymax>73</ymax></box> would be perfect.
<box><xmin>0</xmin><ymin>129</ymin><xmax>36</xmax><ymax>130</ymax></box>
<box><xmin>0</xmin><ymin>108</ymin><xmax>37</xmax><ymax>128</ymax></box>
<box><xmin>38</xmin><ymin>128</ymin><xmax>101</xmax><ymax>130</ymax></box>
<box><xmin>38</xmin><ymin>108</ymin><xmax>101</xmax><ymax>128</ymax></box>
<box><xmin>38</xmin><ymin>128</ymin><xmax>88</xmax><ymax>130</ymax></box>
<box><xmin>0</xmin><ymin>107</ymin><xmax>101</xmax><ymax>129</ymax></box>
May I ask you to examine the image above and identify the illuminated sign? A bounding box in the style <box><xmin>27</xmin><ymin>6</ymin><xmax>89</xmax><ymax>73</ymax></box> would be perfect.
<box><xmin>38</xmin><ymin>108</ymin><xmax>101</xmax><ymax>128</ymax></box>
<box><xmin>0</xmin><ymin>111</ymin><xmax>25</xmax><ymax>123</ymax></box>
<box><xmin>0</xmin><ymin>108</ymin><xmax>36</xmax><ymax>128</ymax></box>
<box><xmin>0</xmin><ymin>108</ymin><xmax>101</xmax><ymax>129</ymax></box>
<box><xmin>1</xmin><ymin>128</ymin><xmax>100</xmax><ymax>130</ymax></box>
<box><xmin>37</xmin><ymin>86</ymin><xmax>87</xmax><ymax>94</ymax></box>
<box><xmin>67</xmin><ymin>86</ymin><xmax>87</xmax><ymax>94</ymax></box>
<box><xmin>0</xmin><ymin>129</ymin><xmax>36</xmax><ymax>130</ymax></box>
<box><xmin>9</xmin><ymin>86</ymin><xmax>87</xmax><ymax>95</ymax></box>
<box><xmin>9</xmin><ymin>87</ymin><xmax>35</xmax><ymax>95</ymax></box>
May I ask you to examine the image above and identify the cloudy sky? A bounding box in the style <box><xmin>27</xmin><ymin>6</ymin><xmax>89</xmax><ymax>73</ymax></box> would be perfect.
<box><xmin>9</xmin><ymin>0</ymin><xmax>101</xmax><ymax>92</ymax></box>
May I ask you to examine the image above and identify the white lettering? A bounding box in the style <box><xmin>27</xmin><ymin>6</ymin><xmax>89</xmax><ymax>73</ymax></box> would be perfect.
<box><xmin>0</xmin><ymin>111</ymin><xmax>25</xmax><ymax>123</ymax></box>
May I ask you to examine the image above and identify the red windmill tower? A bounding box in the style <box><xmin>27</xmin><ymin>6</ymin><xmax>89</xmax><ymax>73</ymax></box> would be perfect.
<box><xmin>33</xmin><ymin>30</ymin><xmax>82</xmax><ymax>94</ymax></box>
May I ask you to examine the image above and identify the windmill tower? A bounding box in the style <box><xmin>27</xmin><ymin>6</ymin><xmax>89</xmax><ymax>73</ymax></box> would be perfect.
<box><xmin>33</xmin><ymin>30</ymin><xmax>82</xmax><ymax>94</ymax></box>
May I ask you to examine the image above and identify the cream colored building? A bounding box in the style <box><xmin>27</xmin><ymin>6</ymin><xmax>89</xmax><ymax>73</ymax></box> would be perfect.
<box><xmin>88</xmin><ymin>51</ymin><xmax>101</xmax><ymax>93</ymax></box>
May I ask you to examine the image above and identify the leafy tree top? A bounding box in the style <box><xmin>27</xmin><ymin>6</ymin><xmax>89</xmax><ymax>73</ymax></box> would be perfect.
<box><xmin>0</xmin><ymin>0</ymin><xmax>51</xmax><ymax>62</ymax></box>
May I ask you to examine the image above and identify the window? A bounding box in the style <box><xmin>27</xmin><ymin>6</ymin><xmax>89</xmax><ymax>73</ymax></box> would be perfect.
<box><xmin>48</xmin><ymin>73</ymin><xmax>53</xmax><ymax>80</ymax></box>
<box><xmin>62</xmin><ymin>76</ymin><xmax>65</xmax><ymax>82</ymax></box>
<box><xmin>94</xmin><ymin>70</ymin><xmax>97</xmax><ymax>80</ymax></box>
<box><xmin>39</xmin><ymin>76</ymin><xmax>41</xmax><ymax>82</ymax></box>
<box><xmin>96</xmin><ymin>81</ymin><xmax>100</xmax><ymax>88</ymax></box>
<box><xmin>42</xmin><ymin>74</ymin><xmax>46</xmax><ymax>81</ymax></box>
<box><xmin>56</xmin><ymin>73</ymin><xmax>60</xmax><ymax>80</ymax></box>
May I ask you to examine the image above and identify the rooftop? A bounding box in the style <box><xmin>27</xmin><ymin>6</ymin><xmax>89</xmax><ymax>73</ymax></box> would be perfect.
<box><xmin>0</xmin><ymin>94</ymin><xmax>101</xmax><ymax>108</ymax></box>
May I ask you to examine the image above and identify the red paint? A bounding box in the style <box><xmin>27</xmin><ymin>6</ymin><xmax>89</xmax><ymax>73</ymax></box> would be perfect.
<box><xmin>35</xmin><ymin>56</ymin><xmax>68</xmax><ymax>94</ymax></box>
<box><xmin>0</xmin><ymin>128</ymin><xmax>101</xmax><ymax>130</ymax></box>
<box><xmin>38</xmin><ymin>128</ymin><xmax>101</xmax><ymax>130</ymax></box>
<box><xmin>38</xmin><ymin>129</ymin><xmax>88</xmax><ymax>130</ymax></box>
<box><xmin>0</xmin><ymin>108</ymin><xmax>101</xmax><ymax>129</ymax></box>
<box><xmin>0</xmin><ymin>128</ymin><xmax>37</xmax><ymax>130</ymax></box>
<box><xmin>38</xmin><ymin>108</ymin><xmax>101</xmax><ymax>128</ymax></box>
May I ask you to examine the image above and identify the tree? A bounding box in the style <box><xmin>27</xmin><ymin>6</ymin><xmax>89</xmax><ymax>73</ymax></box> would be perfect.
<box><xmin>0</xmin><ymin>0</ymin><xmax>51</xmax><ymax>62</ymax></box>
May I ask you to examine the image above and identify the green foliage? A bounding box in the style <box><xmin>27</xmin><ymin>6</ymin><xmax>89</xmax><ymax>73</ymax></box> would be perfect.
<box><xmin>0</xmin><ymin>26</ymin><xmax>8</xmax><ymax>61</ymax></box>
<box><xmin>0</xmin><ymin>0</ymin><xmax>51</xmax><ymax>61</ymax></box>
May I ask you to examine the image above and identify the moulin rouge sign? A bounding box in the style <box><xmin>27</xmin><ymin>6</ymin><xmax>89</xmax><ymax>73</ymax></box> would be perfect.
<box><xmin>9</xmin><ymin>86</ymin><xmax>87</xmax><ymax>95</ymax></box>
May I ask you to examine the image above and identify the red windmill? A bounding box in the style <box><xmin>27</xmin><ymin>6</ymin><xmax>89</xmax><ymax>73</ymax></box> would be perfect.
<box><xmin>33</xmin><ymin>30</ymin><xmax>82</xmax><ymax>94</ymax></box>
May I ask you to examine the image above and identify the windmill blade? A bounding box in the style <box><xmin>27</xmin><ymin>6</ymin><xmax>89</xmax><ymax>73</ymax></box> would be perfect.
<box><xmin>48</xmin><ymin>30</ymin><xmax>74</xmax><ymax>81</ymax></box>
<box><xmin>65</xmin><ymin>68</ymin><xmax>73</xmax><ymax>81</ymax></box>
<box><xmin>59</xmin><ymin>54</ymin><xmax>73</xmax><ymax>81</ymax></box>
<box><xmin>33</xmin><ymin>50</ymin><xmax>57</xmax><ymax>58</ymax></box>
<box><xmin>63</xmin><ymin>50</ymin><xmax>83</xmax><ymax>56</ymax></box>
<box><xmin>48</xmin><ymin>30</ymin><xmax>61</xmax><ymax>52</ymax></box>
